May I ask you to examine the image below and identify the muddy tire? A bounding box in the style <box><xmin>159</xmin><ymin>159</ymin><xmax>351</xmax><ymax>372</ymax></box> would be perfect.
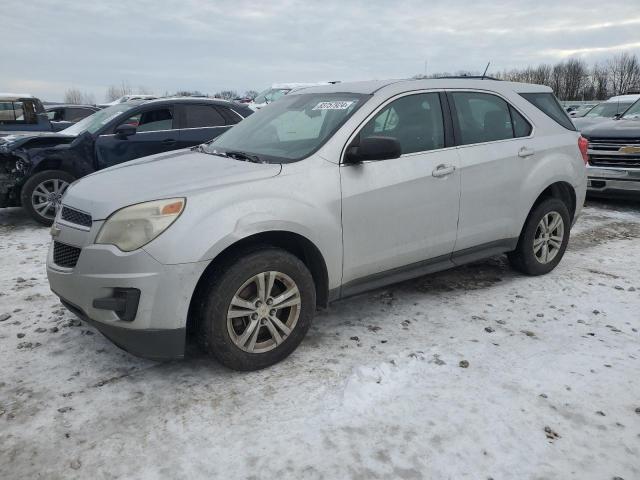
<box><xmin>508</xmin><ymin>198</ymin><xmax>571</xmax><ymax>276</ymax></box>
<box><xmin>21</xmin><ymin>170</ymin><xmax>75</xmax><ymax>226</ymax></box>
<box><xmin>195</xmin><ymin>247</ymin><xmax>316</xmax><ymax>371</ymax></box>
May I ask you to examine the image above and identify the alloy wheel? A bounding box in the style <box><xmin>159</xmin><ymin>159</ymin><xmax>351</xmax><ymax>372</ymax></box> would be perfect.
<box><xmin>533</xmin><ymin>211</ymin><xmax>564</xmax><ymax>264</ymax></box>
<box><xmin>226</xmin><ymin>271</ymin><xmax>301</xmax><ymax>353</ymax></box>
<box><xmin>31</xmin><ymin>178</ymin><xmax>69</xmax><ymax>220</ymax></box>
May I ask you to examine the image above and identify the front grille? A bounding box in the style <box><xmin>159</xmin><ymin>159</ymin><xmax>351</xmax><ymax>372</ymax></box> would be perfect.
<box><xmin>588</xmin><ymin>137</ymin><xmax>640</xmax><ymax>168</ymax></box>
<box><xmin>61</xmin><ymin>206</ymin><xmax>92</xmax><ymax>228</ymax></box>
<box><xmin>53</xmin><ymin>241</ymin><xmax>82</xmax><ymax>268</ymax></box>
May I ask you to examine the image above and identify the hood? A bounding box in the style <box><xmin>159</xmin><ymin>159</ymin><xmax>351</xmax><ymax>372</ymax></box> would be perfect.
<box><xmin>581</xmin><ymin>118</ymin><xmax>640</xmax><ymax>139</ymax></box>
<box><xmin>0</xmin><ymin>131</ymin><xmax>74</xmax><ymax>150</ymax></box>
<box><xmin>572</xmin><ymin>116</ymin><xmax>611</xmax><ymax>131</ymax></box>
<box><xmin>62</xmin><ymin>148</ymin><xmax>282</xmax><ymax>220</ymax></box>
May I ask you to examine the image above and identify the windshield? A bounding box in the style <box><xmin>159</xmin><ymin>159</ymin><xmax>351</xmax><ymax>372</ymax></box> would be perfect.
<box><xmin>60</xmin><ymin>103</ymin><xmax>139</xmax><ymax>136</ymax></box>
<box><xmin>253</xmin><ymin>88</ymin><xmax>291</xmax><ymax>105</ymax></box>
<box><xmin>585</xmin><ymin>101</ymin><xmax>634</xmax><ymax>118</ymax></box>
<box><xmin>622</xmin><ymin>100</ymin><xmax>640</xmax><ymax>119</ymax></box>
<box><xmin>205</xmin><ymin>92</ymin><xmax>368</xmax><ymax>163</ymax></box>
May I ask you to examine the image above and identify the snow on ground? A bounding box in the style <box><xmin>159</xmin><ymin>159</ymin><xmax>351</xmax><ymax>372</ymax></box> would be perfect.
<box><xmin>1</xmin><ymin>199</ymin><xmax>639</xmax><ymax>480</ymax></box>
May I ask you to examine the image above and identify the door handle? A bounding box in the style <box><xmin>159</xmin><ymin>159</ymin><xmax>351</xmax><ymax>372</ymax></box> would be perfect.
<box><xmin>432</xmin><ymin>164</ymin><xmax>456</xmax><ymax>178</ymax></box>
<box><xmin>518</xmin><ymin>147</ymin><xmax>535</xmax><ymax>158</ymax></box>
<box><xmin>162</xmin><ymin>139</ymin><xmax>177</xmax><ymax>145</ymax></box>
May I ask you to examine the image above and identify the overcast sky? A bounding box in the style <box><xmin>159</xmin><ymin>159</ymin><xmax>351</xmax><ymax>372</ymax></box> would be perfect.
<box><xmin>3</xmin><ymin>0</ymin><xmax>640</xmax><ymax>101</ymax></box>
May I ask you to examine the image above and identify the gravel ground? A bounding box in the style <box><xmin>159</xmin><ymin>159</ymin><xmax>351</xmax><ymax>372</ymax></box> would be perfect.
<box><xmin>1</xmin><ymin>199</ymin><xmax>639</xmax><ymax>480</ymax></box>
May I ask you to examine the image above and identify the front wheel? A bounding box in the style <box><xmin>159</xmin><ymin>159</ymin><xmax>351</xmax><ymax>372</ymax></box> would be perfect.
<box><xmin>196</xmin><ymin>248</ymin><xmax>316</xmax><ymax>371</ymax></box>
<box><xmin>508</xmin><ymin>198</ymin><xmax>571</xmax><ymax>275</ymax></box>
<box><xmin>20</xmin><ymin>170</ymin><xmax>75</xmax><ymax>226</ymax></box>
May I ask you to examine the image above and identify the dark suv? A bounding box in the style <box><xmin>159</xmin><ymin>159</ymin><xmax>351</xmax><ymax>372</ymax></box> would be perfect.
<box><xmin>0</xmin><ymin>97</ymin><xmax>252</xmax><ymax>224</ymax></box>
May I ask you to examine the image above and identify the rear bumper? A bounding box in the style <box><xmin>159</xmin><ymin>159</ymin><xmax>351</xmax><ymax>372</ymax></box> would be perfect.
<box><xmin>587</xmin><ymin>166</ymin><xmax>640</xmax><ymax>197</ymax></box>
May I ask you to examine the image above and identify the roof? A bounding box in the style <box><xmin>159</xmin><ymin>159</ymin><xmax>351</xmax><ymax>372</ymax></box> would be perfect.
<box><xmin>0</xmin><ymin>93</ymin><xmax>35</xmax><ymax>100</ymax></box>
<box><xmin>606</xmin><ymin>94</ymin><xmax>640</xmax><ymax>102</ymax></box>
<box><xmin>289</xmin><ymin>78</ymin><xmax>552</xmax><ymax>96</ymax></box>
<box><xmin>142</xmin><ymin>96</ymin><xmax>241</xmax><ymax>107</ymax></box>
<box><xmin>45</xmin><ymin>104</ymin><xmax>100</xmax><ymax>109</ymax></box>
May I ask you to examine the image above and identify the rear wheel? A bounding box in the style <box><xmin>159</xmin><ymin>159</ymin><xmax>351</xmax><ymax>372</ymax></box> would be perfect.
<box><xmin>196</xmin><ymin>248</ymin><xmax>316</xmax><ymax>371</ymax></box>
<box><xmin>21</xmin><ymin>170</ymin><xmax>75</xmax><ymax>226</ymax></box>
<box><xmin>508</xmin><ymin>198</ymin><xmax>571</xmax><ymax>275</ymax></box>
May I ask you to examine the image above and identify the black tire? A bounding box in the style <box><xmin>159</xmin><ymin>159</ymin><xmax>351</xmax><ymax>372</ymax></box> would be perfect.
<box><xmin>196</xmin><ymin>247</ymin><xmax>316</xmax><ymax>371</ymax></box>
<box><xmin>21</xmin><ymin>170</ymin><xmax>75</xmax><ymax>226</ymax></box>
<box><xmin>508</xmin><ymin>198</ymin><xmax>571</xmax><ymax>275</ymax></box>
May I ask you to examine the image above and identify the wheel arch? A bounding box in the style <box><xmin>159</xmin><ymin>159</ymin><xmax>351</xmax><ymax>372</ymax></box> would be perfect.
<box><xmin>186</xmin><ymin>230</ymin><xmax>330</xmax><ymax>335</ymax></box>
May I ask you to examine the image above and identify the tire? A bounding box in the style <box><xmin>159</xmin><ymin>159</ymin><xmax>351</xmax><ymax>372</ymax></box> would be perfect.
<box><xmin>196</xmin><ymin>247</ymin><xmax>316</xmax><ymax>371</ymax></box>
<box><xmin>21</xmin><ymin>170</ymin><xmax>75</xmax><ymax>226</ymax></box>
<box><xmin>508</xmin><ymin>198</ymin><xmax>571</xmax><ymax>276</ymax></box>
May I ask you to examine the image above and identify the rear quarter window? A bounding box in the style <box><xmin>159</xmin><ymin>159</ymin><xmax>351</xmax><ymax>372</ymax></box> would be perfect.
<box><xmin>520</xmin><ymin>93</ymin><xmax>575</xmax><ymax>131</ymax></box>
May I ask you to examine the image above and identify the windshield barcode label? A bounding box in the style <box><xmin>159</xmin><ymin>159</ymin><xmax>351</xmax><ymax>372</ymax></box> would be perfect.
<box><xmin>312</xmin><ymin>101</ymin><xmax>354</xmax><ymax>111</ymax></box>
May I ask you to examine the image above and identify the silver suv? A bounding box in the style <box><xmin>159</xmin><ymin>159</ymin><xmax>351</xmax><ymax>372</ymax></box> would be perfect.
<box><xmin>47</xmin><ymin>79</ymin><xmax>587</xmax><ymax>370</ymax></box>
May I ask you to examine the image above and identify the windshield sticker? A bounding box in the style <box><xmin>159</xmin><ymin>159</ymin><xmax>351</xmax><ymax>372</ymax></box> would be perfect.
<box><xmin>100</xmin><ymin>112</ymin><xmax>126</xmax><ymax>125</ymax></box>
<box><xmin>312</xmin><ymin>101</ymin><xmax>355</xmax><ymax>111</ymax></box>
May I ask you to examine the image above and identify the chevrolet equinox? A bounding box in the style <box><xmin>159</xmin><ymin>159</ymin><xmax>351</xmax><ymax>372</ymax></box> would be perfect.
<box><xmin>47</xmin><ymin>79</ymin><xmax>587</xmax><ymax>370</ymax></box>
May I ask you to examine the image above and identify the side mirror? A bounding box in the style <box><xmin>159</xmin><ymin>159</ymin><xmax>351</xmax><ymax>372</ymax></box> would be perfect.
<box><xmin>345</xmin><ymin>136</ymin><xmax>402</xmax><ymax>163</ymax></box>
<box><xmin>115</xmin><ymin>124</ymin><xmax>136</xmax><ymax>138</ymax></box>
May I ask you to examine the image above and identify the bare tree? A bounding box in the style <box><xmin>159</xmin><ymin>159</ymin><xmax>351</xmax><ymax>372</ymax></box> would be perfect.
<box><xmin>64</xmin><ymin>88</ymin><xmax>95</xmax><ymax>105</ymax></box>
<box><xmin>105</xmin><ymin>80</ymin><xmax>134</xmax><ymax>102</ymax></box>
<box><xmin>215</xmin><ymin>90</ymin><xmax>238</xmax><ymax>100</ymax></box>
<box><xmin>607</xmin><ymin>52</ymin><xmax>640</xmax><ymax>96</ymax></box>
<box><xmin>243</xmin><ymin>90</ymin><xmax>259</xmax><ymax>99</ymax></box>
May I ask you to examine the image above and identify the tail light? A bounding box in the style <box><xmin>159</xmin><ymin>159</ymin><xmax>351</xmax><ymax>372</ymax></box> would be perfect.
<box><xmin>578</xmin><ymin>136</ymin><xmax>589</xmax><ymax>164</ymax></box>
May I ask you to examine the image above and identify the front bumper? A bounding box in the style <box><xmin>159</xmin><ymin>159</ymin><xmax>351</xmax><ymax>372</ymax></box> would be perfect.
<box><xmin>587</xmin><ymin>166</ymin><xmax>640</xmax><ymax>197</ymax></box>
<box><xmin>46</xmin><ymin>223</ymin><xmax>209</xmax><ymax>360</ymax></box>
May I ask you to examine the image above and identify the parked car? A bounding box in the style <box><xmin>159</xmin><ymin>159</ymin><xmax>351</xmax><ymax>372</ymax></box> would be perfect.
<box><xmin>248</xmin><ymin>82</ymin><xmax>339</xmax><ymax>111</ymax></box>
<box><xmin>573</xmin><ymin>94</ymin><xmax>640</xmax><ymax>130</ymax></box>
<box><xmin>0</xmin><ymin>93</ymin><xmax>54</xmax><ymax>136</ymax></box>
<box><xmin>45</xmin><ymin>104</ymin><xmax>100</xmax><ymax>130</ymax></box>
<box><xmin>98</xmin><ymin>95</ymin><xmax>158</xmax><ymax>108</ymax></box>
<box><xmin>569</xmin><ymin>103</ymin><xmax>599</xmax><ymax>118</ymax></box>
<box><xmin>0</xmin><ymin>97</ymin><xmax>252</xmax><ymax>224</ymax></box>
<box><xmin>582</xmin><ymin>98</ymin><xmax>640</xmax><ymax>197</ymax></box>
<box><xmin>47</xmin><ymin>78</ymin><xmax>586</xmax><ymax>370</ymax></box>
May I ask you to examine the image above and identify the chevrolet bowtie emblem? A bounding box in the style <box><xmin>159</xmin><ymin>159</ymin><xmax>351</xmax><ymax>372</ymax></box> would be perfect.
<box><xmin>50</xmin><ymin>225</ymin><xmax>61</xmax><ymax>237</ymax></box>
<box><xmin>619</xmin><ymin>145</ymin><xmax>640</xmax><ymax>154</ymax></box>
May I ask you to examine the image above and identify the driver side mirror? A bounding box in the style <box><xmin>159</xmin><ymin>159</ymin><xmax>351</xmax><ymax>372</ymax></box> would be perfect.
<box><xmin>345</xmin><ymin>136</ymin><xmax>402</xmax><ymax>163</ymax></box>
<box><xmin>115</xmin><ymin>123</ymin><xmax>136</xmax><ymax>139</ymax></box>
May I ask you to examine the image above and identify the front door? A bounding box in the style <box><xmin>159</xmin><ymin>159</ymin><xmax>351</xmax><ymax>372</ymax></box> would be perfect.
<box><xmin>340</xmin><ymin>92</ymin><xmax>461</xmax><ymax>288</ymax></box>
<box><xmin>94</xmin><ymin>105</ymin><xmax>177</xmax><ymax>169</ymax></box>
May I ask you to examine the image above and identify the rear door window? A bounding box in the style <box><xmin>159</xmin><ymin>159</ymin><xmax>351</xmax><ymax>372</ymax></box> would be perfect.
<box><xmin>509</xmin><ymin>106</ymin><xmax>532</xmax><ymax>137</ymax></box>
<box><xmin>182</xmin><ymin>105</ymin><xmax>225</xmax><ymax>128</ymax></box>
<box><xmin>360</xmin><ymin>93</ymin><xmax>445</xmax><ymax>155</ymax></box>
<box><xmin>450</xmin><ymin>92</ymin><xmax>515</xmax><ymax>145</ymax></box>
<box><xmin>216</xmin><ymin>106</ymin><xmax>242</xmax><ymax>125</ymax></box>
<box><xmin>520</xmin><ymin>92</ymin><xmax>575</xmax><ymax>130</ymax></box>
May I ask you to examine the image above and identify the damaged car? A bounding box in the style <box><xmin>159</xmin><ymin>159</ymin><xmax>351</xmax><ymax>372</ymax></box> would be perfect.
<box><xmin>0</xmin><ymin>97</ymin><xmax>252</xmax><ymax>225</ymax></box>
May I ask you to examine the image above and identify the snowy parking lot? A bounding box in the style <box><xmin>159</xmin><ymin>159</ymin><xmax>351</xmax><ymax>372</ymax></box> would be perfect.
<box><xmin>1</xmin><ymin>199</ymin><xmax>639</xmax><ymax>480</ymax></box>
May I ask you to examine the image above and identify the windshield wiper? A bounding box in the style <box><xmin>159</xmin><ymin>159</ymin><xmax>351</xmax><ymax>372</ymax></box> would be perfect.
<box><xmin>225</xmin><ymin>150</ymin><xmax>264</xmax><ymax>163</ymax></box>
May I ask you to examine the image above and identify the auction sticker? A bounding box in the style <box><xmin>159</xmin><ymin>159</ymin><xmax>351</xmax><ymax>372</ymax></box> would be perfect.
<box><xmin>312</xmin><ymin>101</ymin><xmax>354</xmax><ymax>110</ymax></box>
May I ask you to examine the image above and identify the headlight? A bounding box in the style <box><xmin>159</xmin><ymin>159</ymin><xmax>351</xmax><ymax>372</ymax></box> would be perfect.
<box><xmin>95</xmin><ymin>198</ymin><xmax>185</xmax><ymax>252</ymax></box>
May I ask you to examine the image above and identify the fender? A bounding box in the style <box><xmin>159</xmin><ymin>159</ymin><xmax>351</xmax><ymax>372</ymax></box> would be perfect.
<box><xmin>142</xmin><ymin>163</ymin><xmax>344</xmax><ymax>290</ymax></box>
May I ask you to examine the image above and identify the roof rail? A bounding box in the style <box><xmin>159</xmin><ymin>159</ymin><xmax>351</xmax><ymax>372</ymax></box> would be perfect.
<box><xmin>429</xmin><ymin>75</ymin><xmax>502</xmax><ymax>81</ymax></box>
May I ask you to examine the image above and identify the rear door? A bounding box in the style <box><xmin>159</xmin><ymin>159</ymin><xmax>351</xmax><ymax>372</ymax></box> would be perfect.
<box><xmin>94</xmin><ymin>105</ymin><xmax>177</xmax><ymax>169</ymax></box>
<box><xmin>340</xmin><ymin>91</ymin><xmax>461</xmax><ymax>289</ymax></box>
<box><xmin>175</xmin><ymin>103</ymin><xmax>231</xmax><ymax>148</ymax></box>
<box><xmin>447</xmin><ymin>90</ymin><xmax>534</xmax><ymax>254</ymax></box>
